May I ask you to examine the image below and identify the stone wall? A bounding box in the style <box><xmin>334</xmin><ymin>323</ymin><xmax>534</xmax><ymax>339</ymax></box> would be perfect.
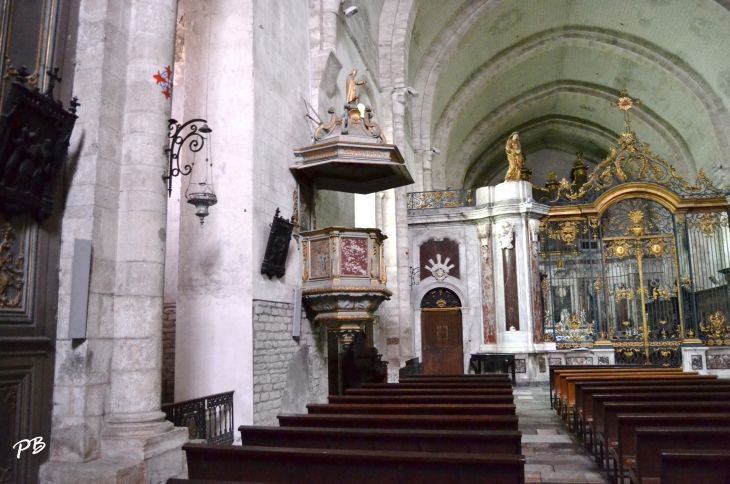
<box><xmin>252</xmin><ymin>299</ymin><xmax>328</xmax><ymax>426</ymax></box>
<box><xmin>162</xmin><ymin>303</ymin><xmax>176</xmax><ymax>403</ymax></box>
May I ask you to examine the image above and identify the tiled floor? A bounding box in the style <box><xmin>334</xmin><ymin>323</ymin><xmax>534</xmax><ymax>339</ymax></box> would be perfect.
<box><xmin>516</xmin><ymin>386</ymin><xmax>608</xmax><ymax>484</ymax></box>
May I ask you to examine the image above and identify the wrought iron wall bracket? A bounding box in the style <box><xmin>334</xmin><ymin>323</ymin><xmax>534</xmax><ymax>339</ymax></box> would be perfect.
<box><xmin>163</xmin><ymin>118</ymin><xmax>208</xmax><ymax>197</ymax></box>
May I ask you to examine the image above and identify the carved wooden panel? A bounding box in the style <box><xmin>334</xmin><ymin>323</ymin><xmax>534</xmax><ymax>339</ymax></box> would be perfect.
<box><xmin>0</xmin><ymin>218</ymin><xmax>35</xmax><ymax>325</ymax></box>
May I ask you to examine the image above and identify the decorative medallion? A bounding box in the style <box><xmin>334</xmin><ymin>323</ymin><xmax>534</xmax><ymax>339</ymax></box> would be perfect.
<box><xmin>424</xmin><ymin>254</ymin><xmax>455</xmax><ymax>282</ymax></box>
<box><xmin>608</xmin><ymin>239</ymin><xmax>631</xmax><ymax>259</ymax></box>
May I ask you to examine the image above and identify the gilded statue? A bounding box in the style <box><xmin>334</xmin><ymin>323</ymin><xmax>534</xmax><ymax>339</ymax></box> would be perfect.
<box><xmin>345</xmin><ymin>69</ymin><xmax>366</xmax><ymax>105</ymax></box>
<box><xmin>504</xmin><ymin>132</ymin><xmax>525</xmax><ymax>181</ymax></box>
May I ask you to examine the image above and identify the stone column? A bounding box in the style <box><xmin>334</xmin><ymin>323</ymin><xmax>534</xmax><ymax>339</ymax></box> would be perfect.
<box><xmin>100</xmin><ymin>0</ymin><xmax>187</xmax><ymax>467</ymax></box>
<box><xmin>174</xmin><ymin>0</ymin><xmax>256</xmax><ymax>429</ymax></box>
<box><xmin>41</xmin><ymin>0</ymin><xmax>186</xmax><ymax>482</ymax></box>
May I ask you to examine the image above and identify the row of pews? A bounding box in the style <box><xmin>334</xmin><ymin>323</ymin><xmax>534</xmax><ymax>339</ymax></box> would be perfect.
<box><xmin>551</xmin><ymin>365</ymin><xmax>730</xmax><ymax>484</ymax></box>
<box><xmin>168</xmin><ymin>374</ymin><xmax>526</xmax><ymax>484</ymax></box>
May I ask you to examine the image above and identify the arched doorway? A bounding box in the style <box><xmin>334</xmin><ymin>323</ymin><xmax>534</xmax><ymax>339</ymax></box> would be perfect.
<box><xmin>420</xmin><ymin>288</ymin><xmax>463</xmax><ymax>375</ymax></box>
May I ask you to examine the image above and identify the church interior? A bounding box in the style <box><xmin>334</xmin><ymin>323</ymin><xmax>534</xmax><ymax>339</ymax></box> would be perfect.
<box><xmin>1</xmin><ymin>0</ymin><xmax>730</xmax><ymax>483</ymax></box>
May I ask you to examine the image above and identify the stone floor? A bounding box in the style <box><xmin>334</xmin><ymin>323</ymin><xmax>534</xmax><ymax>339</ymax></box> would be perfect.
<box><xmin>515</xmin><ymin>386</ymin><xmax>608</xmax><ymax>484</ymax></box>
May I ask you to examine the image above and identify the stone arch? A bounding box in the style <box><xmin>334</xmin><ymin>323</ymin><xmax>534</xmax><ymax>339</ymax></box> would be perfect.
<box><xmin>420</xmin><ymin>287</ymin><xmax>462</xmax><ymax>309</ymax></box>
<box><xmin>454</xmin><ymin>81</ymin><xmax>696</xmax><ymax>188</ymax></box>
<box><xmin>415</xmin><ymin>26</ymin><xmax>730</xmax><ymax>191</ymax></box>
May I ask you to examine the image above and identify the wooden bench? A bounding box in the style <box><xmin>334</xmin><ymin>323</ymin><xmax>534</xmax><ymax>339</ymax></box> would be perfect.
<box><xmin>575</xmin><ymin>381</ymin><xmax>730</xmax><ymax>433</ymax></box>
<box><xmin>604</xmin><ymin>406</ymin><xmax>730</xmax><ymax>483</ymax></box>
<box><xmin>556</xmin><ymin>369</ymin><xmax>686</xmax><ymax>416</ymax></box>
<box><xmin>561</xmin><ymin>373</ymin><xmax>714</xmax><ymax>420</ymax></box>
<box><xmin>630</xmin><ymin>427</ymin><xmax>730</xmax><ymax>484</ymax></box>
<box><xmin>578</xmin><ymin>388</ymin><xmax>730</xmax><ymax>453</ymax></box>
<box><xmin>329</xmin><ymin>394</ymin><xmax>515</xmax><ymax>405</ymax></box>
<box><xmin>345</xmin><ymin>388</ymin><xmax>514</xmax><ymax>396</ymax></box>
<box><xmin>362</xmin><ymin>382</ymin><xmax>514</xmax><ymax>389</ymax></box>
<box><xmin>182</xmin><ymin>442</ymin><xmax>527</xmax><ymax>484</ymax></box>
<box><xmin>306</xmin><ymin>403</ymin><xmax>517</xmax><ymax>415</ymax></box>
<box><xmin>238</xmin><ymin>425</ymin><xmax>522</xmax><ymax>455</ymax></box>
<box><xmin>552</xmin><ymin>368</ymin><xmax>673</xmax><ymax>410</ymax></box>
<box><xmin>400</xmin><ymin>376</ymin><xmax>512</xmax><ymax>384</ymax></box>
<box><xmin>660</xmin><ymin>450</ymin><xmax>730</xmax><ymax>484</ymax></box>
<box><xmin>277</xmin><ymin>413</ymin><xmax>520</xmax><ymax>431</ymax></box>
<box><xmin>548</xmin><ymin>365</ymin><xmax>658</xmax><ymax>409</ymax></box>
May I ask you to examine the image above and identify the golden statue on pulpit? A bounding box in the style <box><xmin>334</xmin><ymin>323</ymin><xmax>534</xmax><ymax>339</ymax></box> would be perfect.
<box><xmin>504</xmin><ymin>132</ymin><xmax>525</xmax><ymax>181</ymax></box>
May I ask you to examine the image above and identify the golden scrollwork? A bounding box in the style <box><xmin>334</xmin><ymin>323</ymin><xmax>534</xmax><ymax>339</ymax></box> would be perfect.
<box><xmin>687</xmin><ymin>212</ymin><xmax>729</xmax><ymax>238</ymax></box>
<box><xmin>700</xmin><ymin>311</ymin><xmax>729</xmax><ymax>345</ymax></box>
<box><xmin>615</xmin><ymin>285</ymin><xmax>634</xmax><ymax>302</ymax></box>
<box><xmin>651</xmin><ymin>285</ymin><xmax>671</xmax><ymax>301</ymax></box>
<box><xmin>0</xmin><ymin>224</ymin><xmax>24</xmax><ymax>308</ymax></box>
<box><xmin>594</xmin><ymin>277</ymin><xmax>604</xmax><ymax>292</ymax></box>
<box><xmin>547</xmin><ymin>220</ymin><xmax>586</xmax><ymax>246</ymax></box>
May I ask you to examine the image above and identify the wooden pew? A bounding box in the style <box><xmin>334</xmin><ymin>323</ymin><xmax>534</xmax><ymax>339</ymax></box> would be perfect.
<box><xmin>549</xmin><ymin>365</ymin><xmax>661</xmax><ymax>408</ymax></box>
<box><xmin>603</xmin><ymin>405</ymin><xmax>730</xmax><ymax>483</ymax></box>
<box><xmin>278</xmin><ymin>413</ymin><xmax>520</xmax><ymax>431</ymax></box>
<box><xmin>596</xmin><ymin>414</ymin><xmax>730</xmax><ymax>482</ymax></box>
<box><xmin>553</xmin><ymin>368</ymin><xmax>678</xmax><ymax>415</ymax></box>
<box><xmin>548</xmin><ymin>365</ymin><xmax>657</xmax><ymax>408</ymax></box>
<box><xmin>577</xmin><ymin>387</ymin><xmax>730</xmax><ymax>453</ymax></box>
<box><xmin>575</xmin><ymin>381</ymin><xmax>730</xmax><ymax>432</ymax></box>
<box><xmin>555</xmin><ymin>369</ymin><xmax>685</xmax><ymax>415</ymax></box>
<box><xmin>630</xmin><ymin>427</ymin><xmax>730</xmax><ymax>484</ymax></box>
<box><xmin>345</xmin><ymin>388</ymin><xmax>514</xmax><ymax>396</ymax></box>
<box><xmin>306</xmin><ymin>403</ymin><xmax>517</xmax><ymax>415</ymax></box>
<box><xmin>238</xmin><ymin>426</ymin><xmax>522</xmax><ymax>455</ymax></box>
<box><xmin>561</xmin><ymin>373</ymin><xmax>715</xmax><ymax>420</ymax></box>
<box><xmin>182</xmin><ymin>442</ymin><xmax>527</xmax><ymax>484</ymax></box>
<box><xmin>329</xmin><ymin>394</ymin><xmax>515</xmax><ymax>405</ymax></box>
<box><xmin>362</xmin><ymin>382</ymin><xmax>514</xmax><ymax>389</ymax></box>
<box><xmin>400</xmin><ymin>376</ymin><xmax>512</xmax><ymax>384</ymax></box>
<box><xmin>660</xmin><ymin>450</ymin><xmax>730</xmax><ymax>484</ymax></box>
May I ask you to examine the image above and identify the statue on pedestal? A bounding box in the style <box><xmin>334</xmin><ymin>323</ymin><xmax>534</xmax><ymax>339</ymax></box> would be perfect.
<box><xmin>504</xmin><ymin>132</ymin><xmax>525</xmax><ymax>182</ymax></box>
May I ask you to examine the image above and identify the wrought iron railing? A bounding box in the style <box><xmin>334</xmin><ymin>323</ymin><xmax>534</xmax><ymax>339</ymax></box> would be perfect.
<box><xmin>161</xmin><ymin>391</ymin><xmax>234</xmax><ymax>444</ymax></box>
<box><xmin>406</xmin><ymin>189</ymin><xmax>475</xmax><ymax>210</ymax></box>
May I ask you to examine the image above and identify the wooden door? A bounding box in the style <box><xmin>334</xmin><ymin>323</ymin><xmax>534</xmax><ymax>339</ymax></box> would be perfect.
<box><xmin>421</xmin><ymin>309</ymin><xmax>463</xmax><ymax>375</ymax></box>
<box><xmin>0</xmin><ymin>216</ymin><xmax>59</xmax><ymax>483</ymax></box>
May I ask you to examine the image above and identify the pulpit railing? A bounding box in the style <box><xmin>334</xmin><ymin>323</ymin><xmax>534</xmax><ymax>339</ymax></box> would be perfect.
<box><xmin>161</xmin><ymin>390</ymin><xmax>234</xmax><ymax>444</ymax></box>
<box><xmin>406</xmin><ymin>189</ymin><xmax>475</xmax><ymax>210</ymax></box>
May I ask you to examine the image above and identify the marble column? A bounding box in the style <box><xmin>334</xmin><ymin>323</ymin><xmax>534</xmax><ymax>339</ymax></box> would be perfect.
<box><xmin>478</xmin><ymin>223</ymin><xmax>496</xmax><ymax>345</ymax></box>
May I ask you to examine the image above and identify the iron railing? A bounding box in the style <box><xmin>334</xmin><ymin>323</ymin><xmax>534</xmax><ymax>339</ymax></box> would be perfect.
<box><xmin>406</xmin><ymin>189</ymin><xmax>475</xmax><ymax>210</ymax></box>
<box><xmin>161</xmin><ymin>391</ymin><xmax>234</xmax><ymax>444</ymax></box>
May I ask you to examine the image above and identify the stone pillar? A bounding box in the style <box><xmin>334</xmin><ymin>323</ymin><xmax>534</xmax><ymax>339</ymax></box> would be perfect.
<box><xmin>41</xmin><ymin>0</ymin><xmax>187</xmax><ymax>482</ymax></box>
<box><xmin>490</xmin><ymin>181</ymin><xmax>550</xmax><ymax>353</ymax></box>
<box><xmin>174</xmin><ymin>0</ymin><xmax>256</xmax><ymax>428</ymax></box>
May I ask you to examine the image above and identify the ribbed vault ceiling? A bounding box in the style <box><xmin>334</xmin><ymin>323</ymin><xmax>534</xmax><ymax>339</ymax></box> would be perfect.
<box><xmin>405</xmin><ymin>0</ymin><xmax>730</xmax><ymax>189</ymax></box>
